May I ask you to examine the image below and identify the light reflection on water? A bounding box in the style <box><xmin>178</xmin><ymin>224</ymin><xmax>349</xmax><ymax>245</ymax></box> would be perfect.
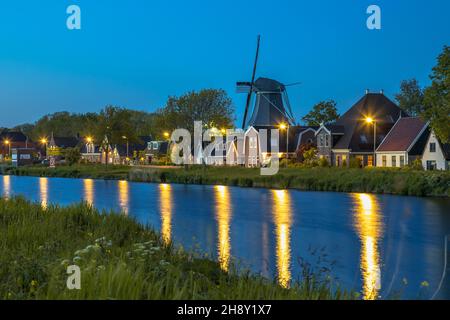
<box><xmin>272</xmin><ymin>189</ymin><xmax>292</xmax><ymax>288</ymax></box>
<box><xmin>352</xmin><ymin>193</ymin><xmax>382</xmax><ymax>300</ymax></box>
<box><xmin>39</xmin><ymin>177</ymin><xmax>48</xmax><ymax>209</ymax></box>
<box><xmin>214</xmin><ymin>185</ymin><xmax>232</xmax><ymax>272</ymax></box>
<box><xmin>2</xmin><ymin>175</ymin><xmax>10</xmax><ymax>199</ymax></box>
<box><xmin>118</xmin><ymin>180</ymin><xmax>129</xmax><ymax>215</ymax></box>
<box><xmin>159</xmin><ymin>183</ymin><xmax>172</xmax><ymax>245</ymax></box>
<box><xmin>0</xmin><ymin>176</ymin><xmax>449</xmax><ymax>299</ymax></box>
<box><xmin>83</xmin><ymin>179</ymin><xmax>94</xmax><ymax>205</ymax></box>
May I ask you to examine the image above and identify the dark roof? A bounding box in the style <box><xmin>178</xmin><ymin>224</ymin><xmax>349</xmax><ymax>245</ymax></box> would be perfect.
<box><xmin>377</xmin><ymin>117</ymin><xmax>428</xmax><ymax>152</ymax></box>
<box><xmin>246</xmin><ymin>77</ymin><xmax>292</xmax><ymax>127</ymax></box>
<box><xmin>441</xmin><ymin>142</ymin><xmax>450</xmax><ymax>160</ymax></box>
<box><xmin>52</xmin><ymin>137</ymin><xmax>80</xmax><ymax>148</ymax></box>
<box><xmin>114</xmin><ymin>136</ymin><xmax>152</xmax><ymax>156</ymax></box>
<box><xmin>0</xmin><ymin>131</ymin><xmax>28</xmax><ymax>142</ymax></box>
<box><xmin>332</xmin><ymin>93</ymin><xmax>408</xmax><ymax>152</ymax></box>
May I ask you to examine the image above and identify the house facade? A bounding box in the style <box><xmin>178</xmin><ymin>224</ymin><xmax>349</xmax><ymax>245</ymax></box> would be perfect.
<box><xmin>421</xmin><ymin>130</ymin><xmax>450</xmax><ymax>170</ymax></box>
<box><xmin>375</xmin><ymin>117</ymin><xmax>430</xmax><ymax>168</ymax></box>
<box><xmin>315</xmin><ymin>92</ymin><xmax>408</xmax><ymax>167</ymax></box>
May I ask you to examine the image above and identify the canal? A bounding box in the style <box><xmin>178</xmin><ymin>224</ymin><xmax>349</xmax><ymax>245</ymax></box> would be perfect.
<box><xmin>0</xmin><ymin>175</ymin><xmax>449</xmax><ymax>299</ymax></box>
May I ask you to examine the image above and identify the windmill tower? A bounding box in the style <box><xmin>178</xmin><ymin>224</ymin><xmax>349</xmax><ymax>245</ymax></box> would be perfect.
<box><xmin>237</xmin><ymin>35</ymin><xmax>297</xmax><ymax>129</ymax></box>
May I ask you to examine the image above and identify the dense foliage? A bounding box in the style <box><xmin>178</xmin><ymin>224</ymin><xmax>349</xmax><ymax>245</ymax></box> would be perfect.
<box><xmin>301</xmin><ymin>100</ymin><xmax>339</xmax><ymax>126</ymax></box>
<box><xmin>11</xmin><ymin>89</ymin><xmax>235</xmax><ymax>144</ymax></box>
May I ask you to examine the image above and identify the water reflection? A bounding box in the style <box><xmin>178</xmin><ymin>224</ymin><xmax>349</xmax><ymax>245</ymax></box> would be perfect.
<box><xmin>352</xmin><ymin>193</ymin><xmax>383</xmax><ymax>300</ymax></box>
<box><xmin>214</xmin><ymin>185</ymin><xmax>232</xmax><ymax>271</ymax></box>
<box><xmin>39</xmin><ymin>177</ymin><xmax>48</xmax><ymax>208</ymax></box>
<box><xmin>159</xmin><ymin>184</ymin><xmax>172</xmax><ymax>244</ymax></box>
<box><xmin>2</xmin><ymin>175</ymin><xmax>11</xmax><ymax>199</ymax></box>
<box><xmin>118</xmin><ymin>180</ymin><xmax>129</xmax><ymax>215</ymax></box>
<box><xmin>272</xmin><ymin>189</ymin><xmax>292</xmax><ymax>288</ymax></box>
<box><xmin>83</xmin><ymin>179</ymin><xmax>94</xmax><ymax>205</ymax></box>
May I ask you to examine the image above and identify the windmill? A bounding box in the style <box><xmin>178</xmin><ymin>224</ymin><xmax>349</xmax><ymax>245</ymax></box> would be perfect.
<box><xmin>237</xmin><ymin>35</ymin><xmax>297</xmax><ymax>129</ymax></box>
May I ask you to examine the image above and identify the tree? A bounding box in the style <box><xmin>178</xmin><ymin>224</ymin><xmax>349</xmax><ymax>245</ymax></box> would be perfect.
<box><xmin>302</xmin><ymin>147</ymin><xmax>318</xmax><ymax>166</ymax></box>
<box><xmin>302</xmin><ymin>100</ymin><xmax>339</xmax><ymax>126</ymax></box>
<box><xmin>155</xmin><ymin>89</ymin><xmax>235</xmax><ymax>137</ymax></box>
<box><xmin>95</xmin><ymin>106</ymin><xmax>141</xmax><ymax>145</ymax></box>
<box><xmin>423</xmin><ymin>46</ymin><xmax>450</xmax><ymax>143</ymax></box>
<box><xmin>64</xmin><ymin>147</ymin><xmax>81</xmax><ymax>165</ymax></box>
<box><xmin>395</xmin><ymin>79</ymin><xmax>424</xmax><ymax>116</ymax></box>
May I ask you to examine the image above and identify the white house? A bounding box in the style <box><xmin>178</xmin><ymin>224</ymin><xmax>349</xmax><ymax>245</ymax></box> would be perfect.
<box><xmin>376</xmin><ymin>117</ymin><xmax>429</xmax><ymax>167</ymax></box>
<box><xmin>421</xmin><ymin>130</ymin><xmax>450</xmax><ymax>170</ymax></box>
<box><xmin>244</xmin><ymin>127</ymin><xmax>260</xmax><ymax>167</ymax></box>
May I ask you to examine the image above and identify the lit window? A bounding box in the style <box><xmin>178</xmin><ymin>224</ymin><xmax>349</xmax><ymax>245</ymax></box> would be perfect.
<box><xmin>368</xmin><ymin>155</ymin><xmax>373</xmax><ymax>167</ymax></box>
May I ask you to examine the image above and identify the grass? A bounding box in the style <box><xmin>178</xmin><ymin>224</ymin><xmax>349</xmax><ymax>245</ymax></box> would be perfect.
<box><xmin>3</xmin><ymin>164</ymin><xmax>449</xmax><ymax>197</ymax></box>
<box><xmin>0</xmin><ymin>197</ymin><xmax>351</xmax><ymax>300</ymax></box>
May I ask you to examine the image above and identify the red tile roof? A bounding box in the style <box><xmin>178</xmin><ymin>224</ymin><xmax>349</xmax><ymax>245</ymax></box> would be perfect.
<box><xmin>376</xmin><ymin>117</ymin><xmax>428</xmax><ymax>152</ymax></box>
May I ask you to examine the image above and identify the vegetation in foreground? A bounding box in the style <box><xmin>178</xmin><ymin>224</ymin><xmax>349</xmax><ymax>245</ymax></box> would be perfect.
<box><xmin>0</xmin><ymin>197</ymin><xmax>350</xmax><ymax>300</ymax></box>
<box><xmin>3</xmin><ymin>164</ymin><xmax>449</xmax><ymax>197</ymax></box>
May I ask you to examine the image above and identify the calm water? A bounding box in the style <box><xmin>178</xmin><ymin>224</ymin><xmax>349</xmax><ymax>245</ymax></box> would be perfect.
<box><xmin>1</xmin><ymin>175</ymin><xmax>449</xmax><ymax>299</ymax></box>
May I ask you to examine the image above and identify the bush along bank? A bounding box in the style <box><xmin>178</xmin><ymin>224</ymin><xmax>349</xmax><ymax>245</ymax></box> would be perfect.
<box><xmin>3</xmin><ymin>164</ymin><xmax>449</xmax><ymax>197</ymax></box>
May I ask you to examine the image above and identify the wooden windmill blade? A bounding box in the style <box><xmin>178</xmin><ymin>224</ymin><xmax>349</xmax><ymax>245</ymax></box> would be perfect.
<box><xmin>241</xmin><ymin>35</ymin><xmax>261</xmax><ymax>129</ymax></box>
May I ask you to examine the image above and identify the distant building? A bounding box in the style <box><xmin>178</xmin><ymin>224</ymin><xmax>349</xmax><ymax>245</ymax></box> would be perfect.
<box><xmin>0</xmin><ymin>130</ymin><xmax>32</xmax><ymax>160</ymax></box>
<box><xmin>421</xmin><ymin>130</ymin><xmax>450</xmax><ymax>170</ymax></box>
<box><xmin>80</xmin><ymin>139</ymin><xmax>102</xmax><ymax>163</ymax></box>
<box><xmin>319</xmin><ymin>92</ymin><xmax>408</xmax><ymax>167</ymax></box>
<box><xmin>11</xmin><ymin>148</ymin><xmax>37</xmax><ymax>167</ymax></box>
<box><xmin>376</xmin><ymin>117</ymin><xmax>429</xmax><ymax>168</ymax></box>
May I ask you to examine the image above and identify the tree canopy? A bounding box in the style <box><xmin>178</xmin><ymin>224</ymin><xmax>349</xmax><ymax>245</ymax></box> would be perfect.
<box><xmin>154</xmin><ymin>89</ymin><xmax>235</xmax><ymax>136</ymax></box>
<box><xmin>302</xmin><ymin>100</ymin><xmax>339</xmax><ymax>126</ymax></box>
<box><xmin>395</xmin><ymin>79</ymin><xmax>425</xmax><ymax>116</ymax></box>
<box><xmin>422</xmin><ymin>46</ymin><xmax>450</xmax><ymax>143</ymax></box>
<box><xmin>7</xmin><ymin>88</ymin><xmax>235</xmax><ymax>144</ymax></box>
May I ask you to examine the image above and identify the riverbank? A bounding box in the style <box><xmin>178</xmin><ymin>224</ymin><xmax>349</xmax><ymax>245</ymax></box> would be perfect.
<box><xmin>2</xmin><ymin>164</ymin><xmax>449</xmax><ymax>197</ymax></box>
<box><xmin>0</xmin><ymin>197</ymin><xmax>349</xmax><ymax>300</ymax></box>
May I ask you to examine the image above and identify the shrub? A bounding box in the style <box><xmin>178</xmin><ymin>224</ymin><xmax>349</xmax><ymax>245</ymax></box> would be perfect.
<box><xmin>319</xmin><ymin>157</ymin><xmax>330</xmax><ymax>167</ymax></box>
<box><xmin>349</xmin><ymin>157</ymin><xmax>361</xmax><ymax>169</ymax></box>
<box><xmin>410</xmin><ymin>158</ymin><xmax>424</xmax><ymax>171</ymax></box>
<box><xmin>64</xmin><ymin>147</ymin><xmax>81</xmax><ymax>166</ymax></box>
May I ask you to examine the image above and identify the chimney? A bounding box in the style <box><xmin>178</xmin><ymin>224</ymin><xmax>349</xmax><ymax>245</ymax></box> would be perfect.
<box><xmin>365</xmin><ymin>89</ymin><xmax>369</xmax><ymax>95</ymax></box>
<box><xmin>380</xmin><ymin>89</ymin><xmax>384</xmax><ymax>94</ymax></box>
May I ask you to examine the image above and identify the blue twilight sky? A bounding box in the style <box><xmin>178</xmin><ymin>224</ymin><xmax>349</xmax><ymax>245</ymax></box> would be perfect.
<box><xmin>0</xmin><ymin>0</ymin><xmax>449</xmax><ymax>128</ymax></box>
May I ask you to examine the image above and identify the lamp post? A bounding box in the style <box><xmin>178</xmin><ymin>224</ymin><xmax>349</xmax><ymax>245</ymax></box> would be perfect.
<box><xmin>4</xmin><ymin>139</ymin><xmax>11</xmax><ymax>159</ymax></box>
<box><xmin>279</xmin><ymin>123</ymin><xmax>289</xmax><ymax>168</ymax></box>
<box><xmin>163</xmin><ymin>132</ymin><xmax>170</xmax><ymax>165</ymax></box>
<box><xmin>40</xmin><ymin>138</ymin><xmax>48</xmax><ymax>159</ymax></box>
<box><xmin>122</xmin><ymin>136</ymin><xmax>129</xmax><ymax>159</ymax></box>
<box><xmin>365</xmin><ymin>117</ymin><xmax>377</xmax><ymax>167</ymax></box>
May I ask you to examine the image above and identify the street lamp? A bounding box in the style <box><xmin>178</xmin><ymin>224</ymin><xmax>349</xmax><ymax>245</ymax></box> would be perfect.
<box><xmin>40</xmin><ymin>138</ymin><xmax>48</xmax><ymax>159</ymax></box>
<box><xmin>4</xmin><ymin>139</ymin><xmax>11</xmax><ymax>159</ymax></box>
<box><xmin>279</xmin><ymin>123</ymin><xmax>289</xmax><ymax>167</ymax></box>
<box><xmin>163</xmin><ymin>132</ymin><xmax>171</xmax><ymax>165</ymax></box>
<box><xmin>365</xmin><ymin>117</ymin><xmax>377</xmax><ymax>167</ymax></box>
<box><xmin>122</xmin><ymin>136</ymin><xmax>129</xmax><ymax>159</ymax></box>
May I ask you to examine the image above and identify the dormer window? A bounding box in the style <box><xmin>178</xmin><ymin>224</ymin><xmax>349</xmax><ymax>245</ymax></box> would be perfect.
<box><xmin>360</xmin><ymin>134</ymin><xmax>368</xmax><ymax>144</ymax></box>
